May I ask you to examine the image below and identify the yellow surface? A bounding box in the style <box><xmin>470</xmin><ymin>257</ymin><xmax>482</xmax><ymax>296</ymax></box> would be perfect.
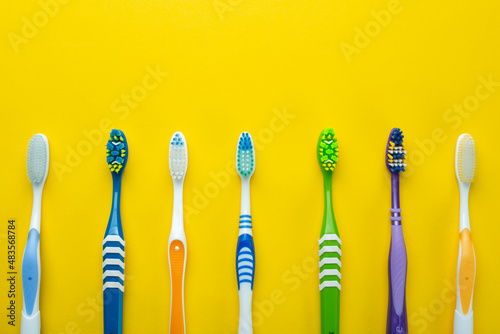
<box><xmin>1</xmin><ymin>0</ymin><xmax>499</xmax><ymax>333</ymax></box>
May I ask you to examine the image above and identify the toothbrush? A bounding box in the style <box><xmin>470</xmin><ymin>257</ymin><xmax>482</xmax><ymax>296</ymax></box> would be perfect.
<box><xmin>235</xmin><ymin>132</ymin><xmax>255</xmax><ymax>334</ymax></box>
<box><xmin>316</xmin><ymin>128</ymin><xmax>341</xmax><ymax>334</ymax></box>
<box><xmin>103</xmin><ymin>129</ymin><xmax>128</xmax><ymax>334</ymax></box>
<box><xmin>385</xmin><ymin>128</ymin><xmax>408</xmax><ymax>334</ymax></box>
<box><xmin>453</xmin><ymin>134</ymin><xmax>476</xmax><ymax>334</ymax></box>
<box><xmin>168</xmin><ymin>132</ymin><xmax>188</xmax><ymax>334</ymax></box>
<box><xmin>21</xmin><ymin>134</ymin><xmax>49</xmax><ymax>334</ymax></box>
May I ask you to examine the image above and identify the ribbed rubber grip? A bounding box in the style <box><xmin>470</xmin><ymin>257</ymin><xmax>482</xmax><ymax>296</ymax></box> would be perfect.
<box><xmin>237</xmin><ymin>214</ymin><xmax>255</xmax><ymax>334</ymax></box>
<box><xmin>102</xmin><ymin>235</ymin><xmax>125</xmax><ymax>334</ymax></box>
<box><xmin>236</xmin><ymin>234</ymin><xmax>255</xmax><ymax>290</ymax></box>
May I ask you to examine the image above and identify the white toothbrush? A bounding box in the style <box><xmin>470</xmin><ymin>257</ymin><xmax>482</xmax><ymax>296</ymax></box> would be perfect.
<box><xmin>453</xmin><ymin>134</ymin><xmax>476</xmax><ymax>334</ymax></box>
<box><xmin>235</xmin><ymin>132</ymin><xmax>255</xmax><ymax>334</ymax></box>
<box><xmin>168</xmin><ymin>132</ymin><xmax>188</xmax><ymax>334</ymax></box>
<box><xmin>21</xmin><ymin>134</ymin><xmax>49</xmax><ymax>334</ymax></box>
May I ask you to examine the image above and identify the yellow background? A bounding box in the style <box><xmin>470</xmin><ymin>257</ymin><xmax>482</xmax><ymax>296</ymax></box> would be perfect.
<box><xmin>1</xmin><ymin>0</ymin><xmax>500</xmax><ymax>333</ymax></box>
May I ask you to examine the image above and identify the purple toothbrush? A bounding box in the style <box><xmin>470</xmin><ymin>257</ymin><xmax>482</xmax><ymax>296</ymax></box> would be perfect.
<box><xmin>386</xmin><ymin>128</ymin><xmax>408</xmax><ymax>334</ymax></box>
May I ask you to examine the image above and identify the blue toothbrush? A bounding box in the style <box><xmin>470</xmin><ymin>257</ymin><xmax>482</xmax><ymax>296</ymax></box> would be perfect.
<box><xmin>21</xmin><ymin>134</ymin><xmax>49</xmax><ymax>334</ymax></box>
<box><xmin>235</xmin><ymin>132</ymin><xmax>256</xmax><ymax>334</ymax></box>
<box><xmin>103</xmin><ymin>129</ymin><xmax>128</xmax><ymax>334</ymax></box>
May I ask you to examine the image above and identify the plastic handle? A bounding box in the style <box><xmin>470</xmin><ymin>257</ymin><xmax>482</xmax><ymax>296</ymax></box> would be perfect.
<box><xmin>103</xmin><ymin>289</ymin><xmax>123</xmax><ymax>334</ymax></box>
<box><xmin>387</xmin><ymin>225</ymin><xmax>408</xmax><ymax>334</ymax></box>
<box><xmin>454</xmin><ymin>311</ymin><xmax>473</xmax><ymax>334</ymax></box>
<box><xmin>21</xmin><ymin>311</ymin><xmax>40</xmax><ymax>334</ymax></box>
<box><xmin>319</xmin><ymin>233</ymin><xmax>341</xmax><ymax>334</ymax></box>
<box><xmin>169</xmin><ymin>239</ymin><xmax>186</xmax><ymax>334</ymax></box>
<box><xmin>453</xmin><ymin>228</ymin><xmax>475</xmax><ymax>334</ymax></box>
<box><xmin>236</xmin><ymin>232</ymin><xmax>255</xmax><ymax>334</ymax></box>
<box><xmin>21</xmin><ymin>228</ymin><xmax>40</xmax><ymax>334</ymax></box>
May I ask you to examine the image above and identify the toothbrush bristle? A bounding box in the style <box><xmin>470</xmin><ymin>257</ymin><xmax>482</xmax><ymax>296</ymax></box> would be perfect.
<box><xmin>106</xmin><ymin>129</ymin><xmax>128</xmax><ymax>174</ymax></box>
<box><xmin>236</xmin><ymin>132</ymin><xmax>255</xmax><ymax>177</ymax></box>
<box><xmin>317</xmin><ymin>128</ymin><xmax>339</xmax><ymax>173</ymax></box>
<box><xmin>456</xmin><ymin>134</ymin><xmax>476</xmax><ymax>183</ymax></box>
<box><xmin>27</xmin><ymin>134</ymin><xmax>49</xmax><ymax>184</ymax></box>
<box><xmin>169</xmin><ymin>132</ymin><xmax>188</xmax><ymax>181</ymax></box>
<box><xmin>386</xmin><ymin>128</ymin><xmax>406</xmax><ymax>174</ymax></box>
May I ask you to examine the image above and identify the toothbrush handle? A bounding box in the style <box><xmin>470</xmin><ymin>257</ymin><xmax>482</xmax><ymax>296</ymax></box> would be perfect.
<box><xmin>103</xmin><ymin>289</ymin><xmax>124</xmax><ymax>334</ymax></box>
<box><xmin>319</xmin><ymin>233</ymin><xmax>341</xmax><ymax>334</ymax></box>
<box><xmin>453</xmin><ymin>228</ymin><xmax>475</xmax><ymax>334</ymax></box>
<box><xmin>387</xmin><ymin>225</ymin><xmax>408</xmax><ymax>334</ymax></box>
<box><xmin>236</xmin><ymin>233</ymin><xmax>255</xmax><ymax>334</ymax></box>
<box><xmin>454</xmin><ymin>311</ymin><xmax>473</xmax><ymax>334</ymax></box>
<box><xmin>21</xmin><ymin>311</ymin><xmax>40</xmax><ymax>334</ymax></box>
<box><xmin>102</xmin><ymin>235</ymin><xmax>125</xmax><ymax>334</ymax></box>
<box><xmin>320</xmin><ymin>286</ymin><xmax>340</xmax><ymax>334</ymax></box>
<box><xmin>21</xmin><ymin>228</ymin><xmax>41</xmax><ymax>334</ymax></box>
<box><xmin>169</xmin><ymin>239</ymin><xmax>186</xmax><ymax>334</ymax></box>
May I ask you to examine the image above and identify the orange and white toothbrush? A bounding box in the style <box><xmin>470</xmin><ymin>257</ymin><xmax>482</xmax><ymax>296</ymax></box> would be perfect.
<box><xmin>168</xmin><ymin>132</ymin><xmax>188</xmax><ymax>334</ymax></box>
<box><xmin>453</xmin><ymin>134</ymin><xmax>476</xmax><ymax>334</ymax></box>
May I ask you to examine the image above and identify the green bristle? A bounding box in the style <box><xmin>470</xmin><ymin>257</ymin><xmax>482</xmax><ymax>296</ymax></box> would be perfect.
<box><xmin>317</xmin><ymin>128</ymin><xmax>339</xmax><ymax>173</ymax></box>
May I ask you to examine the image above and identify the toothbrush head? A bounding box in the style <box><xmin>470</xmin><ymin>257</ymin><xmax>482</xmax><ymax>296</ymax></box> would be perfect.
<box><xmin>106</xmin><ymin>129</ymin><xmax>128</xmax><ymax>175</ymax></box>
<box><xmin>27</xmin><ymin>134</ymin><xmax>49</xmax><ymax>185</ymax></box>
<box><xmin>456</xmin><ymin>134</ymin><xmax>476</xmax><ymax>183</ymax></box>
<box><xmin>236</xmin><ymin>132</ymin><xmax>255</xmax><ymax>179</ymax></box>
<box><xmin>317</xmin><ymin>128</ymin><xmax>339</xmax><ymax>175</ymax></box>
<box><xmin>169</xmin><ymin>132</ymin><xmax>188</xmax><ymax>182</ymax></box>
<box><xmin>386</xmin><ymin>128</ymin><xmax>406</xmax><ymax>175</ymax></box>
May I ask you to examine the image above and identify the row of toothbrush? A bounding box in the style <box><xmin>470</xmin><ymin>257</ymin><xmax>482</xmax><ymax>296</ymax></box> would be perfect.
<box><xmin>20</xmin><ymin>128</ymin><xmax>476</xmax><ymax>334</ymax></box>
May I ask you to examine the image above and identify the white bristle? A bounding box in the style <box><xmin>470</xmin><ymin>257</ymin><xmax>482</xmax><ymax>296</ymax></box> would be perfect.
<box><xmin>455</xmin><ymin>134</ymin><xmax>476</xmax><ymax>183</ymax></box>
<box><xmin>169</xmin><ymin>132</ymin><xmax>188</xmax><ymax>181</ymax></box>
<box><xmin>27</xmin><ymin>134</ymin><xmax>49</xmax><ymax>184</ymax></box>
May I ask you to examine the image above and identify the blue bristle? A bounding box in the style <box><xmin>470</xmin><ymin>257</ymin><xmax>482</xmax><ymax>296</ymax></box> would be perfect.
<box><xmin>388</xmin><ymin>128</ymin><xmax>406</xmax><ymax>173</ymax></box>
<box><xmin>238</xmin><ymin>133</ymin><xmax>252</xmax><ymax>151</ymax></box>
<box><xmin>106</xmin><ymin>129</ymin><xmax>127</xmax><ymax>174</ymax></box>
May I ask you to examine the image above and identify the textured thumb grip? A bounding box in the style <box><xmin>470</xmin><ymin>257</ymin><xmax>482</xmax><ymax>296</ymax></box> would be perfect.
<box><xmin>169</xmin><ymin>240</ymin><xmax>186</xmax><ymax>334</ymax></box>
<box><xmin>22</xmin><ymin>229</ymin><xmax>40</xmax><ymax>317</ymax></box>
<box><xmin>458</xmin><ymin>229</ymin><xmax>475</xmax><ymax>315</ymax></box>
<box><xmin>387</xmin><ymin>225</ymin><xmax>408</xmax><ymax>334</ymax></box>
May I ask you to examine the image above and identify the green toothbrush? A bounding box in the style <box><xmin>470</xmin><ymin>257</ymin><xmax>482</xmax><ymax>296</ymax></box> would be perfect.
<box><xmin>317</xmin><ymin>128</ymin><xmax>341</xmax><ymax>334</ymax></box>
